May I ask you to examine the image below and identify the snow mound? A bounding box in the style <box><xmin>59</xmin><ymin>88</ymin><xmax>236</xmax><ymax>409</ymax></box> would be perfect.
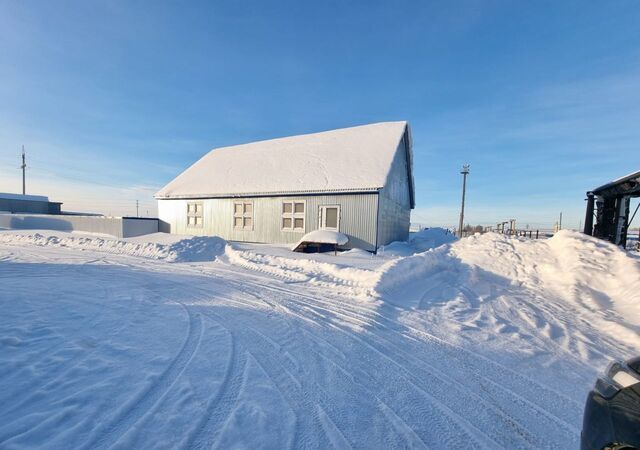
<box><xmin>339</xmin><ymin>248</ymin><xmax>373</xmax><ymax>258</ymax></box>
<box><xmin>410</xmin><ymin>227</ymin><xmax>458</xmax><ymax>251</ymax></box>
<box><xmin>0</xmin><ymin>232</ymin><xmax>226</xmax><ymax>262</ymax></box>
<box><xmin>381</xmin><ymin>227</ymin><xmax>457</xmax><ymax>256</ymax></box>
<box><xmin>224</xmin><ymin>245</ymin><xmax>378</xmax><ymax>294</ymax></box>
<box><xmin>292</xmin><ymin>230</ymin><xmax>349</xmax><ymax>251</ymax></box>
<box><xmin>449</xmin><ymin>230</ymin><xmax>640</xmax><ymax>323</ymax></box>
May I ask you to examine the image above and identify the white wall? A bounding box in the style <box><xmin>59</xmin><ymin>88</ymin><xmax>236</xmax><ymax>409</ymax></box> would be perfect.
<box><xmin>0</xmin><ymin>213</ymin><xmax>158</xmax><ymax>238</ymax></box>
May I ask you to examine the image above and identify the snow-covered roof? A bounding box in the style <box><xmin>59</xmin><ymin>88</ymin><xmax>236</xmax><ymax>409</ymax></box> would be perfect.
<box><xmin>156</xmin><ymin>122</ymin><xmax>411</xmax><ymax>199</ymax></box>
<box><xmin>0</xmin><ymin>192</ymin><xmax>49</xmax><ymax>202</ymax></box>
<box><xmin>292</xmin><ymin>230</ymin><xmax>349</xmax><ymax>251</ymax></box>
<box><xmin>592</xmin><ymin>169</ymin><xmax>640</xmax><ymax>197</ymax></box>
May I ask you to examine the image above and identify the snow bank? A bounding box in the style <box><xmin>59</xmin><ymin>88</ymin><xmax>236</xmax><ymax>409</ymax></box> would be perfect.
<box><xmin>448</xmin><ymin>231</ymin><xmax>640</xmax><ymax>324</ymax></box>
<box><xmin>224</xmin><ymin>245</ymin><xmax>379</xmax><ymax>292</ymax></box>
<box><xmin>224</xmin><ymin>230</ymin><xmax>457</xmax><ymax>296</ymax></box>
<box><xmin>381</xmin><ymin>227</ymin><xmax>457</xmax><ymax>256</ymax></box>
<box><xmin>0</xmin><ymin>231</ymin><xmax>226</xmax><ymax>262</ymax></box>
<box><xmin>375</xmin><ymin>246</ymin><xmax>451</xmax><ymax>294</ymax></box>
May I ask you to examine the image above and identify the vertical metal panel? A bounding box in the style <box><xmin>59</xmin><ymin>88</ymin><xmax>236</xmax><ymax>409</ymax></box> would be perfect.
<box><xmin>122</xmin><ymin>218</ymin><xmax>159</xmax><ymax>238</ymax></box>
<box><xmin>376</xmin><ymin>137</ymin><xmax>412</xmax><ymax>246</ymax></box>
<box><xmin>376</xmin><ymin>195</ymin><xmax>410</xmax><ymax>246</ymax></box>
<box><xmin>158</xmin><ymin>193</ymin><xmax>379</xmax><ymax>251</ymax></box>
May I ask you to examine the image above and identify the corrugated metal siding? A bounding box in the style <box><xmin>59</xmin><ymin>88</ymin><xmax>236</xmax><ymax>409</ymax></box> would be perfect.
<box><xmin>158</xmin><ymin>193</ymin><xmax>379</xmax><ymax>251</ymax></box>
<box><xmin>376</xmin><ymin>137</ymin><xmax>412</xmax><ymax>246</ymax></box>
<box><xmin>377</xmin><ymin>196</ymin><xmax>410</xmax><ymax>246</ymax></box>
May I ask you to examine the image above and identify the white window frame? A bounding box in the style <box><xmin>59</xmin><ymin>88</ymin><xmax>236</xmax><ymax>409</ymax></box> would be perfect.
<box><xmin>281</xmin><ymin>200</ymin><xmax>305</xmax><ymax>232</ymax></box>
<box><xmin>233</xmin><ymin>201</ymin><xmax>254</xmax><ymax>230</ymax></box>
<box><xmin>186</xmin><ymin>201</ymin><xmax>203</xmax><ymax>228</ymax></box>
<box><xmin>319</xmin><ymin>205</ymin><xmax>340</xmax><ymax>231</ymax></box>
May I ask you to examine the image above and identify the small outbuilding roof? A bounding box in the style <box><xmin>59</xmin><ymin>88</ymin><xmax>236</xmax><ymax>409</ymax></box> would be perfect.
<box><xmin>591</xmin><ymin>169</ymin><xmax>640</xmax><ymax>197</ymax></box>
<box><xmin>156</xmin><ymin>121</ymin><xmax>412</xmax><ymax>200</ymax></box>
<box><xmin>0</xmin><ymin>192</ymin><xmax>49</xmax><ymax>202</ymax></box>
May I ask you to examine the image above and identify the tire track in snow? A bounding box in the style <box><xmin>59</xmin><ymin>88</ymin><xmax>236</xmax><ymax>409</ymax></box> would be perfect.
<box><xmin>188</xmin><ymin>293</ymin><xmax>498</xmax><ymax>449</ymax></box>
<box><xmin>174</xmin><ymin>278</ymin><xmax>504</xmax><ymax>447</ymax></box>
<box><xmin>180</xmin><ymin>325</ymin><xmax>246</xmax><ymax>450</ymax></box>
<box><xmin>81</xmin><ymin>305</ymin><xmax>203</xmax><ymax>450</ymax></box>
<box><xmin>177</xmin><ymin>266</ymin><xmax>580</xmax><ymax>443</ymax></box>
<box><xmin>193</xmin><ymin>307</ymin><xmax>346</xmax><ymax>449</ymax></box>
<box><xmin>208</xmin><ymin>277</ymin><xmax>578</xmax><ymax>446</ymax></box>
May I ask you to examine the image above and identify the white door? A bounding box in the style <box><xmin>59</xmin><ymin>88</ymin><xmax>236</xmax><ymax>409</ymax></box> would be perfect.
<box><xmin>319</xmin><ymin>205</ymin><xmax>340</xmax><ymax>231</ymax></box>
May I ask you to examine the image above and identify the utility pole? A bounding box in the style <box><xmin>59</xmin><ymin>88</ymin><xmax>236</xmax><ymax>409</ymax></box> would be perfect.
<box><xmin>136</xmin><ymin>200</ymin><xmax>139</xmax><ymax>218</ymax></box>
<box><xmin>559</xmin><ymin>212</ymin><xmax>563</xmax><ymax>230</ymax></box>
<box><xmin>458</xmin><ymin>164</ymin><xmax>470</xmax><ymax>238</ymax></box>
<box><xmin>20</xmin><ymin>145</ymin><xmax>26</xmax><ymax>195</ymax></box>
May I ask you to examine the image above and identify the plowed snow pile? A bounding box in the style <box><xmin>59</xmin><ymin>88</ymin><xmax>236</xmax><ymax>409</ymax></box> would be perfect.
<box><xmin>0</xmin><ymin>231</ymin><xmax>226</xmax><ymax>262</ymax></box>
<box><xmin>381</xmin><ymin>230</ymin><xmax>640</xmax><ymax>385</ymax></box>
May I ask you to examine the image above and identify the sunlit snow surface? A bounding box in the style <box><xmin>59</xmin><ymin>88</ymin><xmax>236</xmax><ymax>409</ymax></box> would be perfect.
<box><xmin>0</xmin><ymin>228</ymin><xmax>638</xmax><ymax>449</ymax></box>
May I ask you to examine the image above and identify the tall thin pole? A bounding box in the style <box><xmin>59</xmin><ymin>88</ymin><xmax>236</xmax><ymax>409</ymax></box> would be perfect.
<box><xmin>559</xmin><ymin>212</ymin><xmax>562</xmax><ymax>230</ymax></box>
<box><xmin>136</xmin><ymin>200</ymin><xmax>139</xmax><ymax>218</ymax></box>
<box><xmin>584</xmin><ymin>193</ymin><xmax>595</xmax><ymax>235</ymax></box>
<box><xmin>458</xmin><ymin>164</ymin><xmax>470</xmax><ymax>237</ymax></box>
<box><xmin>21</xmin><ymin>145</ymin><xmax>26</xmax><ymax>195</ymax></box>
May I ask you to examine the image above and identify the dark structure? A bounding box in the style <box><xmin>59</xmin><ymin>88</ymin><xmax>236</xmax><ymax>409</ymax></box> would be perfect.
<box><xmin>0</xmin><ymin>193</ymin><xmax>62</xmax><ymax>215</ymax></box>
<box><xmin>584</xmin><ymin>170</ymin><xmax>640</xmax><ymax>247</ymax></box>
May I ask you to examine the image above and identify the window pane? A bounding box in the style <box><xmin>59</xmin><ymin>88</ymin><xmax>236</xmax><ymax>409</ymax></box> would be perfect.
<box><xmin>195</xmin><ymin>204</ymin><xmax>202</xmax><ymax>213</ymax></box>
<box><xmin>244</xmin><ymin>202</ymin><xmax>253</xmax><ymax>214</ymax></box>
<box><xmin>283</xmin><ymin>202</ymin><xmax>292</xmax><ymax>214</ymax></box>
<box><xmin>294</xmin><ymin>218</ymin><xmax>304</xmax><ymax>229</ymax></box>
<box><xmin>283</xmin><ymin>217</ymin><xmax>292</xmax><ymax>228</ymax></box>
<box><xmin>325</xmin><ymin>207</ymin><xmax>338</xmax><ymax>228</ymax></box>
<box><xmin>187</xmin><ymin>204</ymin><xmax>192</xmax><ymax>213</ymax></box>
<box><xmin>234</xmin><ymin>217</ymin><xmax>243</xmax><ymax>227</ymax></box>
<box><xmin>234</xmin><ymin>203</ymin><xmax>243</xmax><ymax>214</ymax></box>
<box><xmin>294</xmin><ymin>202</ymin><xmax>304</xmax><ymax>213</ymax></box>
<box><xmin>196</xmin><ymin>217</ymin><xmax>203</xmax><ymax>225</ymax></box>
<box><xmin>243</xmin><ymin>217</ymin><xmax>252</xmax><ymax>228</ymax></box>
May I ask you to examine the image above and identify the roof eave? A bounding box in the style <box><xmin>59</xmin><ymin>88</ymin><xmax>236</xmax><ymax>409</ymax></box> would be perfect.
<box><xmin>155</xmin><ymin>187</ymin><xmax>382</xmax><ymax>200</ymax></box>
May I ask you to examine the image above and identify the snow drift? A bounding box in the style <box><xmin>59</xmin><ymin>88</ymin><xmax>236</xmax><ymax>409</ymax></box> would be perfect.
<box><xmin>0</xmin><ymin>232</ymin><xmax>226</xmax><ymax>262</ymax></box>
<box><xmin>381</xmin><ymin>227</ymin><xmax>458</xmax><ymax>256</ymax></box>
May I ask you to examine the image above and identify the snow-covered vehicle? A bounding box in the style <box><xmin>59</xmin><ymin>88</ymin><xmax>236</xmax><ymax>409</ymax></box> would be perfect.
<box><xmin>581</xmin><ymin>356</ymin><xmax>640</xmax><ymax>450</ymax></box>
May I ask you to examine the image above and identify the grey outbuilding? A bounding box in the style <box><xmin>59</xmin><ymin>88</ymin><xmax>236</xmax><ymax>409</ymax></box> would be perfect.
<box><xmin>155</xmin><ymin>121</ymin><xmax>415</xmax><ymax>252</ymax></box>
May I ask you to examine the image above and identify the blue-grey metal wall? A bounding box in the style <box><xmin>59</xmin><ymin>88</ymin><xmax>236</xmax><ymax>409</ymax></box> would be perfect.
<box><xmin>158</xmin><ymin>193</ymin><xmax>380</xmax><ymax>251</ymax></box>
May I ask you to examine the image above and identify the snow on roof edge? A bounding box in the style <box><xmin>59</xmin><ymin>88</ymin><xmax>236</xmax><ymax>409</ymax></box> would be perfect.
<box><xmin>155</xmin><ymin>186</ymin><xmax>382</xmax><ymax>200</ymax></box>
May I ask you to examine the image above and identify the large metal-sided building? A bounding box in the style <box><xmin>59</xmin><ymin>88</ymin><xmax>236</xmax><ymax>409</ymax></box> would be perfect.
<box><xmin>155</xmin><ymin>122</ymin><xmax>415</xmax><ymax>252</ymax></box>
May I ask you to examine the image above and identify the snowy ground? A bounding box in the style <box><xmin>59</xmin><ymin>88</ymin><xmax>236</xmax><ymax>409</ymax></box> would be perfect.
<box><xmin>0</xmin><ymin>229</ymin><xmax>638</xmax><ymax>449</ymax></box>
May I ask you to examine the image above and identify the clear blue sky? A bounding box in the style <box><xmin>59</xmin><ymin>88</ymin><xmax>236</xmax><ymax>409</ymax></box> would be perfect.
<box><xmin>1</xmin><ymin>1</ymin><xmax>639</xmax><ymax>228</ymax></box>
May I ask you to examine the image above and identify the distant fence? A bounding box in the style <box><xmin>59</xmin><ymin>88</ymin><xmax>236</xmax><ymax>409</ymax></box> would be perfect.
<box><xmin>0</xmin><ymin>213</ymin><xmax>158</xmax><ymax>238</ymax></box>
<box><xmin>456</xmin><ymin>228</ymin><xmax>556</xmax><ymax>239</ymax></box>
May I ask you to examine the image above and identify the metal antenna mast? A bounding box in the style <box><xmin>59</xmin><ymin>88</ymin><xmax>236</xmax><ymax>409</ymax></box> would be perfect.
<box><xmin>458</xmin><ymin>164</ymin><xmax>470</xmax><ymax>237</ymax></box>
<box><xmin>21</xmin><ymin>145</ymin><xmax>27</xmax><ymax>195</ymax></box>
